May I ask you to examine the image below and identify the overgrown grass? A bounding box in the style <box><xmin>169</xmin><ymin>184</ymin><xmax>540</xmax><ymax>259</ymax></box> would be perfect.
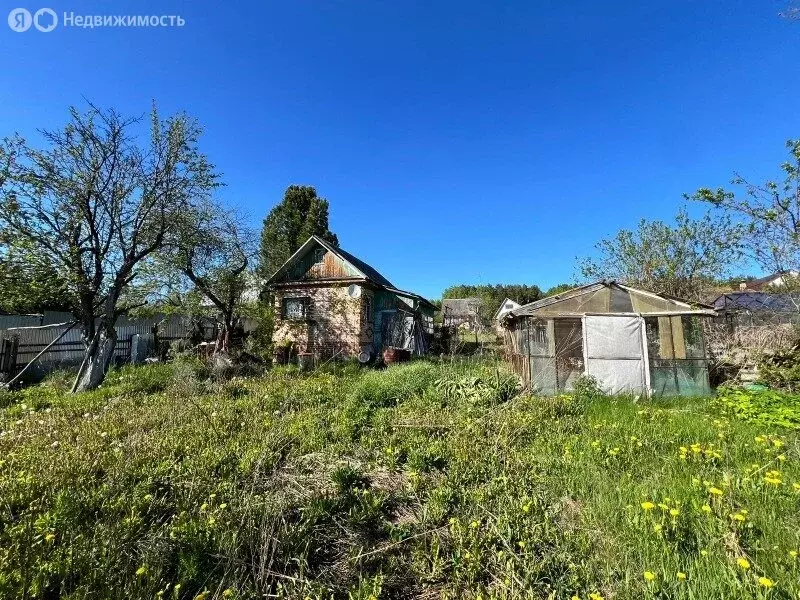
<box><xmin>1</xmin><ymin>359</ymin><xmax>799</xmax><ymax>599</ymax></box>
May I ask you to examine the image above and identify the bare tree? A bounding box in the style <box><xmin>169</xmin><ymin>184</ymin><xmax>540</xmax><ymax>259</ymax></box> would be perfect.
<box><xmin>0</xmin><ymin>103</ymin><xmax>219</xmax><ymax>391</ymax></box>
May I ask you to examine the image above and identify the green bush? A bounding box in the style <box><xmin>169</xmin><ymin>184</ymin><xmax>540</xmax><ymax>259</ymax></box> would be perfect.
<box><xmin>758</xmin><ymin>345</ymin><xmax>800</xmax><ymax>392</ymax></box>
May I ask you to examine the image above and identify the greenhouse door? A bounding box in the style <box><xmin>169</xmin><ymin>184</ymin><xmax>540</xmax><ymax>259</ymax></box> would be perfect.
<box><xmin>582</xmin><ymin>315</ymin><xmax>648</xmax><ymax>395</ymax></box>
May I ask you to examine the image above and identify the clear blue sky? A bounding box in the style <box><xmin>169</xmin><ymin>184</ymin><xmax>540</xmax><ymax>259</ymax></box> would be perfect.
<box><xmin>2</xmin><ymin>1</ymin><xmax>799</xmax><ymax>299</ymax></box>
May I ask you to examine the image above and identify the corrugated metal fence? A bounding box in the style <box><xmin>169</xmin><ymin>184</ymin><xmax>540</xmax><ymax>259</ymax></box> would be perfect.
<box><xmin>0</xmin><ymin>313</ymin><xmax>200</xmax><ymax>378</ymax></box>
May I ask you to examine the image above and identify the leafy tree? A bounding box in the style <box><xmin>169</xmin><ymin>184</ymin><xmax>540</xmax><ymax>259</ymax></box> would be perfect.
<box><xmin>689</xmin><ymin>139</ymin><xmax>800</xmax><ymax>280</ymax></box>
<box><xmin>441</xmin><ymin>284</ymin><xmax>543</xmax><ymax>322</ymax></box>
<box><xmin>166</xmin><ymin>201</ymin><xmax>255</xmax><ymax>354</ymax></box>
<box><xmin>258</xmin><ymin>185</ymin><xmax>338</xmax><ymax>280</ymax></box>
<box><xmin>579</xmin><ymin>208</ymin><xmax>743</xmax><ymax>301</ymax></box>
<box><xmin>544</xmin><ymin>283</ymin><xmax>576</xmax><ymax>297</ymax></box>
<box><xmin>0</xmin><ymin>239</ymin><xmax>70</xmax><ymax>313</ymax></box>
<box><xmin>0</xmin><ymin>103</ymin><xmax>219</xmax><ymax>391</ymax></box>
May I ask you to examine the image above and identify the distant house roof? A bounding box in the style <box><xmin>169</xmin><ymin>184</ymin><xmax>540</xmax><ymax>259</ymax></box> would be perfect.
<box><xmin>712</xmin><ymin>291</ymin><xmax>800</xmax><ymax>313</ymax></box>
<box><xmin>266</xmin><ymin>235</ymin><xmax>435</xmax><ymax>309</ymax></box>
<box><xmin>494</xmin><ymin>298</ymin><xmax>520</xmax><ymax>321</ymax></box>
<box><xmin>442</xmin><ymin>298</ymin><xmax>483</xmax><ymax>317</ymax></box>
<box><xmin>506</xmin><ymin>280</ymin><xmax>715</xmax><ymax>320</ymax></box>
<box><xmin>740</xmin><ymin>271</ymin><xmax>798</xmax><ymax>291</ymax></box>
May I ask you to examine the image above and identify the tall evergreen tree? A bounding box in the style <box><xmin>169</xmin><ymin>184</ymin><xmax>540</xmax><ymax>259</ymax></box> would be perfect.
<box><xmin>258</xmin><ymin>185</ymin><xmax>338</xmax><ymax>279</ymax></box>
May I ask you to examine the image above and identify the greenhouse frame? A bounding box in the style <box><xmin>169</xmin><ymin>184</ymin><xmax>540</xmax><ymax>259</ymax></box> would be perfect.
<box><xmin>501</xmin><ymin>281</ymin><xmax>717</xmax><ymax>397</ymax></box>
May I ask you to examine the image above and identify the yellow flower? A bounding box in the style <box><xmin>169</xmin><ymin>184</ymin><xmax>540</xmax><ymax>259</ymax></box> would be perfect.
<box><xmin>641</xmin><ymin>501</ymin><xmax>655</xmax><ymax>511</ymax></box>
<box><xmin>792</xmin><ymin>482</ymin><xmax>800</xmax><ymax>491</ymax></box>
<box><xmin>789</xmin><ymin>550</ymin><xmax>798</xmax><ymax>558</ymax></box>
<box><xmin>669</xmin><ymin>508</ymin><xmax>680</xmax><ymax>517</ymax></box>
<box><xmin>708</xmin><ymin>487</ymin><xmax>723</xmax><ymax>496</ymax></box>
<box><xmin>44</xmin><ymin>533</ymin><xmax>56</xmax><ymax>542</ymax></box>
<box><xmin>758</xmin><ymin>577</ymin><xmax>774</xmax><ymax>588</ymax></box>
<box><xmin>737</xmin><ymin>558</ymin><xmax>750</xmax><ymax>570</ymax></box>
<box><xmin>517</xmin><ymin>540</ymin><xmax>526</xmax><ymax>549</ymax></box>
<box><xmin>571</xmin><ymin>596</ymin><xmax>580</xmax><ymax>600</ymax></box>
<box><xmin>677</xmin><ymin>572</ymin><xmax>687</xmax><ymax>581</ymax></box>
<box><xmin>644</xmin><ymin>570</ymin><xmax>656</xmax><ymax>581</ymax></box>
<box><xmin>701</xmin><ymin>504</ymin><xmax>712</xmax><ymax>513</ymax></box>
<box><xmin>700</xmin><ymin>550</ymin><xmax>709</xmax><ymax>557</ymax></box>
<box><xmin>732</xmin><ymin>513</ymin><xmax>746</xmax><ymax>522</ymax></box>
<box><xmin>589</xmin><ymin>594</ymin><xmax>605</xmax><ymax>600</ymax></box>
<box><xmin>135</xmin><ymin>565</ymin><xmax>147</xmax><ymax>577</ymax></box>
<box><xmin>470</xmin><ymin>520</ymin><xmax>479</xmax><ymax>529</ymax></box>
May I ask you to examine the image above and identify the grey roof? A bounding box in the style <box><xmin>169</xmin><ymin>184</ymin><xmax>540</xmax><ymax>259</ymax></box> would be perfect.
<box><xmin>712</xmin><ymin>291</ymin><xmax>800</xmax><ymax>313</ymax></box>
<box><xmin>442</xmin><ymin>298</ymin><xmax>484</xmax><ymax>317</ymax></box>
<box><xmin>741</xmin><ymin>271</ymin><xmax>793</xmax><ymax>291</ymax></box>
<box><xmin>507</xmin><ymin>280</ymin><xmax>715</xmax><ymax>319</ymax></box>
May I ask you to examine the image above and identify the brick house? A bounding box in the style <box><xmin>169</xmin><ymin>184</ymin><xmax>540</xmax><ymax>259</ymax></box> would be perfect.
<box><xmin>266</xmin><ymin>236</ymin><xmax>435</xmax><ymax>361</ymax></box>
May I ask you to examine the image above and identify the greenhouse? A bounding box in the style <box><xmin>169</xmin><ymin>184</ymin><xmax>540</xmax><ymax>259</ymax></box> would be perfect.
<box><xmin>501</xmin><ymin>281</ymin><xmax>717</xmax><ymax>397</ymax></box>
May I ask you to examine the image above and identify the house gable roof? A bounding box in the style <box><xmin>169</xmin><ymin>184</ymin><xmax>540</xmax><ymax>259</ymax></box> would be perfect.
<box><xmin>266</xmin><ymin>235</ymin><xmax>435</xmax><ymax>309</ymax></box>
<box><xmin>494</xmin><ymin>298</ymin><xmax>521</xmax><ymax>320</ymax></box>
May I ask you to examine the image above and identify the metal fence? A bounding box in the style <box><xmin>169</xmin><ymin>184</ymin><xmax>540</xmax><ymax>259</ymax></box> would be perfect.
<box><xmin>0</xmin><ymin>314</ymin><xmax>201</xmax><ymax>381</ymax></box>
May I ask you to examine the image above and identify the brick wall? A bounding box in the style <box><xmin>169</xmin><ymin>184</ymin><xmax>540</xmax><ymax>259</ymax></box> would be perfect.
<box><xmin>273</xmin><ymin>284</ymin><xmax>366</xmax><ymax>359</ymax></box>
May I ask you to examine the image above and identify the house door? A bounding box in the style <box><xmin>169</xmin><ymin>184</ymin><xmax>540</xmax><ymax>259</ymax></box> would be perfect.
<box><xmin>582</xmin><ymin>315</ymin><xmax>648</xmax><ymax>395</ymax></box>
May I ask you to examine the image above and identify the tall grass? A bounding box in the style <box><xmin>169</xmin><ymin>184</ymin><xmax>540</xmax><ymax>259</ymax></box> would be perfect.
<box><xmin>0</xmin><ymin>359</ymin><xmax>798</xmax><ymax>599</ymax></box>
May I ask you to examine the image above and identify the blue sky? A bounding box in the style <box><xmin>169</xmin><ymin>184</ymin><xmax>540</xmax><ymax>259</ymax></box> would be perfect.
<box><xmin>2</xmin><ymin>1</ymin><xmax>799</xmax><ymax>299</ymax></box>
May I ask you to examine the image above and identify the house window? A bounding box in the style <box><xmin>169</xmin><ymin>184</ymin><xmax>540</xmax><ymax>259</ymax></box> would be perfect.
<box><xmin>283</xmin><ymin>297</ymin><xmax>309</xmax><ymax>320</ymax></box>
<box><xmin>312</xmin><ymin>248</ymin><xmax>325</xmax><ymax>265</ymax></box>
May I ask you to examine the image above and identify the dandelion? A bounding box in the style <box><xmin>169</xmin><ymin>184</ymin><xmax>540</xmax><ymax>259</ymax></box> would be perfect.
<box><xmin>641</xmin><ymin>501</ymin><xmax>655</xmax><ymax>511</ymax></box>
<box><xmin>737</xmin><ymin>558</ymin><xmax>750</xmax><ymax>570</ymax></box>
<box><xmin>136</xmin><ymin>565</ymin><xmax>147</xmax><ymax>577</ymax></box>
<box><xmin>708</xmin><ymin>487</ymin><xmax>723</xmax><ymax>496</ymax></box>
<box><xmin>701</xmin><ymin>504</ymin><xmax>712</xmax><ymax>513</ymax></box>
<box><xmin>222</xmin><ymin>590</ymin><xmax>234</xmax><ymax>599</ymax></box>
<box><xmin>758</xmin><ymin>577</ymin><xmax>774</xmax><ymax>588</ymax></box>
<box><xmin>470</xmin><ymin>520</ymin><xmax>479</xmax><ymax>529</ymax></box>
<box><xmin>700</xmin><ymin>550</ymin><xmax>709</xmax><ymax>557</ymax></box>
<box><xmin>653</xmin><ymin>524</ymin><xmax>663</xmax><ymax>534</ymax></box>
<box><xmin>732</xmin><ymin>513</ymin><xmax>746</xmax><ymax>522</ymax></box>
<box><xmin>677</xmin><ymin>572</ymin><xmax>687</xmax><ymax>581</ymax></box>
<box><xmin>517</xmin><ymin>540</ymin><xmax>526</xmax><ymax>549</ymax></box>
<box><xmin>644</xmin><ymin>571</ymin><xmax>656</xmax><ymax>582</ymax></box>
<box><xmin>792</xmin><ymin>483</ymin><xmax>800</xmax><ymax>492</ymax></box>
<box><xmin>44</xmin><ymin>533</ymin><xmax>55</xmax><ymax>542</ymax></box>
<box><xmin>589</xmin><ymin>594</ymin><xmax>605</xmax><ymax>600</ymax></box>
<box><xmin>669</xmin><ymin>508</ymin><xmax>680</xmax><ymax>517</ymax></box>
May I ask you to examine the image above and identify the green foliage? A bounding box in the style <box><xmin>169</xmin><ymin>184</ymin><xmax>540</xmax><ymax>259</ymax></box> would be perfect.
<box><xmin>690</xmin><ymin>139</ymin><xmax>800</xmax><ymax>278</ymax></box>
<box><xmin>258</xmin><ymin>185</ymin><xmax>338</xmax><ymax>280</ymax></box>
<box><xmin>0</xmin><ymin>241</ymin><xmax>70</xmax><ymax>313</ymax></box>
<box><xmin>544</xmin><ymin>283</ymin><xmax>576</xmax><ymax>297</ymax></box>
<box><xmin>571</xmin><ymin>374</ymin><xmax>604</xmax><ymax>401</ymax></box>
<box><xmin>441</xmin><ymin>284</ymin><xmax>542</xmax><ymax>321</ymax></box>
<box><xmin>715</xmin><ymin>386</ymin><xmax>800</xmax><ymax>429</ymax></box>
<box><xmin>1</xmin><ymin>362</ymin><xmax>799</xmax><ymax>599</ymax></box>
<box><xmin>579</xmin><ymin>208</ymin><xmax>743</xmax><ymax>301</ymax></box>
<box><xmin>758</xmin><ymin>345</ymin><xmax>800</xmax><ymax>392</ymax></box>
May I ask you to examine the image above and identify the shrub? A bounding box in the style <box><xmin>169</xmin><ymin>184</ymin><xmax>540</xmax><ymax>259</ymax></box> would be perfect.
<box><xmin>758</xmin><ymin>345</ymin><xmax>800</xmax><ymax>392</ymax></box>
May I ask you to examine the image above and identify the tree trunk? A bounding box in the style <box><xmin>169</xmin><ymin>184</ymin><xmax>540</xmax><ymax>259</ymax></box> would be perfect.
<box><xmin>72</xmin><ymin>326</ymin><xmax>118</xmax><ymax>393</ymax></box>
